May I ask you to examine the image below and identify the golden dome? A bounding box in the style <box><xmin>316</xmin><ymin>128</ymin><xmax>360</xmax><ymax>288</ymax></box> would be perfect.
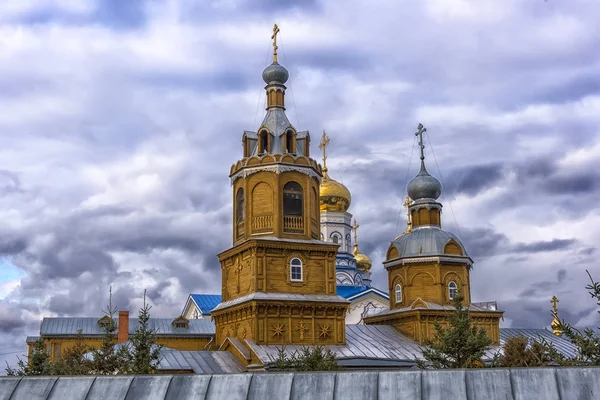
<box><xmin>354</xmin><ymin>251</ymin><xmax>372</xmax><ymax>272</ymax></box>
<box><xmin>320</xmin><ymin>168</ymin><xmax>352</xmax><ymax>212</ymax></box>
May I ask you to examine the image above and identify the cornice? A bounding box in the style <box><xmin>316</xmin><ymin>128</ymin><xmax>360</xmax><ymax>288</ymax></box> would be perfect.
<box><xmin>384</xmin><ymin>255</ymin><xmax>474</xmax><ymax>269</ymax></box>
<box><xmin>217</xmin><ymin>238</ymin><xmax>339</xmax><ymax>260</ymax></box>
<box><xmin>230</xmin><ymin>163</ymin><xmax>321</xmax><ymax>185</ymax></box>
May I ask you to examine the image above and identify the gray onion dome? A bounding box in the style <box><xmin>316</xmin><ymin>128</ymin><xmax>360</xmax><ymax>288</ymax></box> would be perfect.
<box><xmin>407</xmin><ymin>162</ymin><xmax>442</xmax><ymax>200</ymax></box>
<box><xmin>262</xmin><ymin>62</ymin><xmax>289</xmax><ymax>84</ymax></box>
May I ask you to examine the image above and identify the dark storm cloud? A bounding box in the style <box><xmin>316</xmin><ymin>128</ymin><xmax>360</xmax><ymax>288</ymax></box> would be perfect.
<box><xmin>513</xmin><ymin>239</ymin><xmax>576</xmax><ymax>254</ymax></box>
<box><xmin>458</xmin><ymin>228</ymin><xmax>510</xmax><ymax>259</ymax></box>
<box><xmin>542</xmin><ymin>172</ymin><xmax>599</xmax><ymax>195</ymax></box>
<box><xmin>136</xmin><ymin>69</ymin><xmax>254</xmax><ymax>92</ymax></box>
<box><xmin>7</xmin><ymin>0</ymin><xmax>148</xmax><ymax>30</ymax></box>
<box><xmin>241</xmin><ymin>0</ymin><xmax>321</xmax><ymax>13</ymax></box>
<box><xmin>0</xmin><ymin>302</ymin><xmax>26</xmax><ymax>333</ymax></box>
<box><xmin>443</xmin><ymin>163</ymin><xmax>505</xmax><ymax>197</ymax></box>
<box><xmin>503</xmin><ymin>300</ymin><xmax>595</xmax><ymax>330</ymax></box>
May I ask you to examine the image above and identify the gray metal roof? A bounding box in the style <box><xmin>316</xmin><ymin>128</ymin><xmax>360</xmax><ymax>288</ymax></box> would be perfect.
<box><xmin>2</xmin><ymin>368</ymin><xmax>600</xmax><ymax>399</ymax></box>
<box><xmin>366</xmin><ymin>299</ymin><xmax>503</xmax><ymax>320</ymax></box>
<box><xmin>39</xmin><ymin>317</ymin><xmax>215</xmax><ymax>337</ymax></box>
<box><xmin>246</xmin><ymin>325</ymin><xmax>424</xmax><ymax>364</ymax></box>
<box><xmin>212</xmin><ymin>292</ymin><xmax>349</xmax><ymax>313</ymax></box>
<box><xmin>391</xmin><ymin>226</ymin><xmax>470</xmax><ymax>260</ymax></box>
<box><xmin>157</xmin><ymin>350</ymin><xmax>244</xmax><ymax>374</ymax></box>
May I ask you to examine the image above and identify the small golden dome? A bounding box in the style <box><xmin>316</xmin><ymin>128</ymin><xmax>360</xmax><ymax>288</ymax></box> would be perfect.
<box><xmin>354</xmin><ymin>252</ymin><xmax>372</xmax><ymax>272</ymax></box>
<box><xmin>320</xmin><ymin>168</ymin><xmax>351</xmax><ymax>212</ymax></box>
<box><xmin>353</xmin><ymin>244</ymin><xmax>372</xmax><ymax>272</ymax></box>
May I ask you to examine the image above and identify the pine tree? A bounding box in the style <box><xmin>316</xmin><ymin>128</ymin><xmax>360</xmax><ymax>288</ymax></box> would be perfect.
<box><xmin>417</xmin><ymin>289</ymin><xmax>492</xmax><ymax>369</ymax></box>
<box><xmin>90</xmin><ymin>287</ymin><xmax>132</xmax><ymax>375</ymax></box>
<box><xmin>270</xmin><ymin>345</ymin><xmax>338</xmax><ymax>371</ymax></box>
<box><xmin>51</xmin><ymin>329</ymin><xmax>92</xmax><ymax>375</ymax></box>
<box><xmin>6</xmin><ymin>338</ymin><xmax>51</xmax><ymax>376</ymax></box>
<box><xmin>494</xmin><ymin>335</ymin><xmax>562</xmax><ymax>367</ymax></box>
<box><xmin>555</xmin><ymin>270</ymin><xmax>600</xmax><ymax>366</ymax></box>
<box><xmin>129</xmin><ymin>290</ymin><xmax>162</xmax><ymax>374</ymax></box>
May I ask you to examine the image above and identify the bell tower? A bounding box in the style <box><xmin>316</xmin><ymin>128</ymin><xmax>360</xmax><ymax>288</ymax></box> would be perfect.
<box><xmin>212</xmin><ymin>25</ymin><xmax>349</xmax><ymax>349</ymax></box>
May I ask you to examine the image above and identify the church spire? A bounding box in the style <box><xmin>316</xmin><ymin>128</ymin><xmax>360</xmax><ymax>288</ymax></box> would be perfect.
<box><xmin>407</xmin><ymin>123</ymin><xmax>442</xmax><ymax>201</ymax></box>
<box><xmin>262</xmin><ymin>24</ymin><xmax>289</xmax><ymax>110</ymax></box>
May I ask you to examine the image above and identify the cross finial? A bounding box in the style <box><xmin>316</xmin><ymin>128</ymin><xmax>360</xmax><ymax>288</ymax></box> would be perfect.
<box><xmin>271</xmin><ymin>24</ymin><xmax>280</xmax><ymax>62</ymax></box>
<box><xmin>551</xmin><ymin>295</ymin><xmax>559</xmax><ymax>314</ymax></box>
<box><xmin>319</xmin><ymin>130</ymin><xmax>330</xmax><ymax>172</ymax></box>
<box><xmin>352</xmin><ymin>218</ymin><xmax>359</xmax><ymax>245</ymax></box>
<box><xmin>403</xmin><ymin>195</ymin><xmax>412</xmax><ymax>233</ymax></box>
<box><xmin>415</xmin><ymin>123</ymin><xmax>427</xmax><ymax>162</ymax></box>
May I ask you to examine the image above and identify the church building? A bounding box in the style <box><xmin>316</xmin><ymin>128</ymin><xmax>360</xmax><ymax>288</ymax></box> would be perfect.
<box><xmin>25</xmin><ymin>25</ymin><xmax>577</xmax><ymax>372</ymax></box>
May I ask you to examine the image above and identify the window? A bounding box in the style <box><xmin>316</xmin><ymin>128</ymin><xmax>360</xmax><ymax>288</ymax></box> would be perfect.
<box><xmin>236</xmin><ymin>188</ymin><xmax>244</xmax><ymax>222</ymax></box>
<box><xmin>345</xmin><ymin>234</ymin><xmax>351</xmax><ymax>253</ymax></box>
<box><xmin>259</xmin><ymin>130</ymin><xmax>269</xmax><ymax>154</ymax></box>
<box><xmin>290</xmin><ymin>258</ymin><xmax>303</xmax><ymax>281</ymax></box>
<box><xmin>54</xmin><ymin>344</ymin><xmax>61</xmax><ymax>358</ymax></box>
<box><xmin>332</xmin><ymin>235</ymin><xmax>339</xmax><ymax>244</ymax></box>
<box><xmin>448</xmin><ymin>281</ymin><xmax>458</xmax><ymax>300</ymax></box>
<box><xmin>395</xmin><ymin>284</ymin><xmax>403</xmax><ymax>304</ymax></box>
<box><xmin>285</xmin><ymin>130</ymin><xmax>295</xmax><ymax>154</ymax></box>
<box><xmin>283</xmin><ymin>182</ymin><xmax>303</xmax><ymax>216</ymax></box>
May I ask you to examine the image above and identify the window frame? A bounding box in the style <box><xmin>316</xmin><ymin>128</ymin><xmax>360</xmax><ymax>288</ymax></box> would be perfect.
<box><xmin>448</xmin><ymin>281</ymin><xmax>458</xmax><ymax>300</ymax></box>
<box><xmin>395</xmin><ymin>283</ymin><xmax>403</xmax><ymax>304</ymax></box>
<box><xmin>290</xmin><ymin>257</ymin><xmax>303</xmax><ymax>282</ymax></box>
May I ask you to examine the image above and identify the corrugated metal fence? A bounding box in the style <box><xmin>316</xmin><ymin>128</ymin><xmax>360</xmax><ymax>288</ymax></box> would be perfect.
<box><xmin>0</xmin><ymin>367</ymin><xmax>598</xmax><ymax>399</ymax></box>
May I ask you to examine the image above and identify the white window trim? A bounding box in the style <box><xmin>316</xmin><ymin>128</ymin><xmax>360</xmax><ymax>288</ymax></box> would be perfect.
<box><xmin>290</xmin><ymin>258</ymin><xmax>303</xmax><ymax>282</ymax></box>
<box><xmin>395</xmin><ymin>284</ymin><xmax>402</xmax><ymax>303</ymax></box>
<box><xmin>448</xmin><ymin>281</ymin><xmax>458</xmax><ymax>300</ymax></box>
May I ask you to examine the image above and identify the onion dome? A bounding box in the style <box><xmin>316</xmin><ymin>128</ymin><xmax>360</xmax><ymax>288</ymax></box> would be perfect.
<box><xmin>353</xmin><ymin>249</ymin><xmax>372</xmax><ymax>272</ymax></box>
<box><xmin>320</xmin><ymin>168</ymin><xmax>352</xmax><ymax>212</ymax></box>
<box><xmin>407</xmin><ymin>124</ymin><xmax>442</xmax><ymax>201</ymax></box>
<box><xmin>352</xmin><ymin>218</ymin><xmax>372</xmax><ymax>272</ymax></box>
<box><xmin>407</xmin><ymin>161</ymin><xmax>442</xmax><ymax>201</ymax></box>
<box><xmin>262</xmin><ymin>62</ymin><xmax>289</xmax><ymax>85</ymax></box>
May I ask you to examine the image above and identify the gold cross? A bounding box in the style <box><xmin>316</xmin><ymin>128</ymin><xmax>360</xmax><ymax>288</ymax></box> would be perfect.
<box><xmin>403</xmin><ymin>195</ymin><xmax>412</xmax><ymax>233</ymax></box>
<box><xmin>271</xmin><ymin>24</ymin><xmax>280</xmax><ymax>62</ymax></box>
<box><xmin>551</xmin><ymin>295</ymin><xmax>559</xmax><ymax>314</ymax></box>
<box><xmin>319</xmin><ymin>130</ymin><xmax>330</xmax><ymax>171</ymax></box>
<box><xmin>352</xmin><ymin>218</ymin><xmax>359</xmax><ymax>245</ymax></box>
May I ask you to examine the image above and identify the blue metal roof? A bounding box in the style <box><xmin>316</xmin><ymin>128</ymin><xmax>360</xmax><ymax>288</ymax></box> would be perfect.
<box><xmin>336</xmin><ymin>286</ymin><xmax>389</xmax><ymax>300</ymax></box>
<box><xmin>336</xmin><ymin>286</ymin><xmax>368</xmax><ymax>299</ymax></box>
<box><xmin>191</xmin><ymin>294</ymin><xmax>222</xmax><ymax>314</ymax></box>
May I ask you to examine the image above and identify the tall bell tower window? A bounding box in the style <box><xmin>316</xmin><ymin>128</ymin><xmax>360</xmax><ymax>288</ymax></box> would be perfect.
<box><xmin>259</xmin><ymin>130</ymin><xmax>269</xmax><ymax>154</ymax></box>
<box><xmin>285</xmin><ymin>130</ymin><xmax>295</xmax><ymax>154</ymax></box>
<box><xmin>448</xmin><ymin>281</ymin><xmax>458</xmax><ymax>300</ymax></box>
<box><xmin>236</xmin><ymin>188</ymin><xmax>244</xmax><ymax>222</ymax></box>
<box><xmin>290</xmin><ymin>258</ymin><xmax>303</xmax><ymax>281</ymax></box>
<box><xmin>283</xmin><ymin>182</ymin><xmax>303</xmax><ymax>216</ymax></box>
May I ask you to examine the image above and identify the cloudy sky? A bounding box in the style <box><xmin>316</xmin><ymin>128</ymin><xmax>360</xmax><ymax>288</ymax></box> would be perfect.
<box><xmin>1</xmin><ymin>0</ymin><xmax>600</xmax><ymax>370</ymax></box>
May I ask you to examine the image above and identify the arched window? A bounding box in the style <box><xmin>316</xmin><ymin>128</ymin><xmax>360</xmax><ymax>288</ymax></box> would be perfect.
<box><xmin>283</xmin><ymin>182</ymin><xmax>303</xmax><ymax>216</ymax></box>
<box><xmin>332</xmin><ymin>235</ymin><xmax>339</xmax><ymax>244</ymax></box>
<box><xmin>285</xmin><ymin>130</ymin><xmax>295</xmax><ymax>154</ymax></box>
<box><xmin>236</xmin><ymin>188</ymin><xmax>244</xmax><ymax>222</ymax></box>
<box><xmin>345</xmin><ymin>234</ymin><xmax>351</xmax><ymax>253</ymax></box>
<box><xmin>395</xmin><ymin>284</ymin><xmax>403</xmax><ymax>304</ymax></box>
<box><xmin>258</xmin><ymin>130</ymin><xmax>269</xmax><ymax>154</ymax></box>
<box><xmin>448</xmin><ymin>281</ymin><xmax>458</xmax><ymax>300</ymax></box>
<box><xmin>290</xmin><ymin>258</ymin><xmax>302</xmax><ymax>281</ymax></box>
